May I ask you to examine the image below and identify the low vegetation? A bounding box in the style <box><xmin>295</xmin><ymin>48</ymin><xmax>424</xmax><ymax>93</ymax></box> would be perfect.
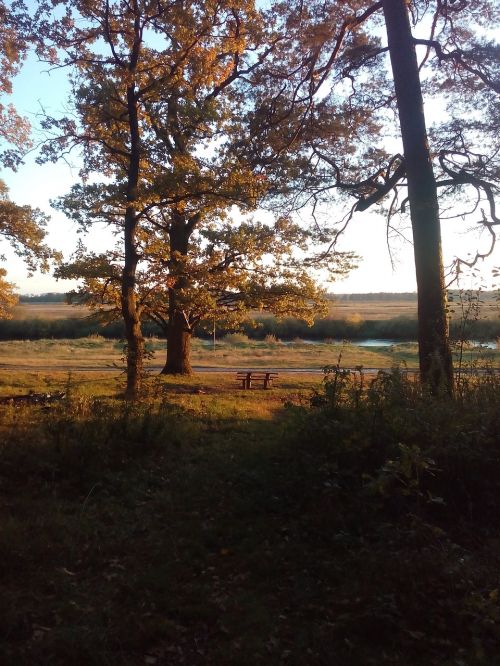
<box><xmin>0</xmin><ymin>312</ymin><xmax>498</xmax><ymax>344</ymax></box>
<box><xmin>0</xmin><ymin>364</ymin><xmax>499</xmax><ymax>664</ymax></box>
<box><xmin>6</xmin><ymin>292</ymin><xmax>499</xmax><ymax>344</ymax></box>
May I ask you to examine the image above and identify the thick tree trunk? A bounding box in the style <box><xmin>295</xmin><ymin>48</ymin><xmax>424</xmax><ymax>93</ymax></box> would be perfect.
<box><xmin>161</xmin><ymin>301</ymin><xmax>193</xmax><ymax>375</ymax></box>
<box><xmin>383</xmin><ymin>0</ymin><xmax>454</xmax><ymax>393</ymax></box>
<box><xmin>161</xmin><ymin>213</ymin><xmax>195</xmax><ymax>375</ymax></box>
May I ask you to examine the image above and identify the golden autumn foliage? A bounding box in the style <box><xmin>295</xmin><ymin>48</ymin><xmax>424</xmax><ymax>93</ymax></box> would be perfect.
<box><xmin>0</xmin><ymin>267</ymin><xmax>17</xmax><ymax>318</ymax></box>
<box><xmin>36</xmin><ymin>0</ymin><xmax>356</xmax><ymax>381</ymax></box>
<box><xmin>0</xmin><ymin>0</ymin><xmax>31</xmax><ymax>165</ymax></box>
<box><xmin>0</xmin><ymin>2</ymin><xmax>59</xmax><ymax>317</ymax></box>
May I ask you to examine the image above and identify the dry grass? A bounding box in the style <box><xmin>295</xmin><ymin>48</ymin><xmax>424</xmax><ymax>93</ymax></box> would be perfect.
<box><xmin>328</xmin><ymin>296</ymin><xmax>499</xmax><ymax>320</ymax></box>
<box><xmin>0</xmin><ymin>369</ymin><xmax>321</xmax><ymax>424</ymax></box>
<box><xmin>0</xmin><ymin>338</ymin><xmax>497</xmax><ymax>391</ymax></box>
<box><xmin>327</xmin><ymin>299</ymin><xmax>418</xmax><ymax>319</ymax></box>
<box><xmin>14</xmin><ymin>294</ymin><xmax>498</xmax><ymax>323</ymax></box>
<box><xmin>0</xmin><ymin>337</ymin><xmax>419</xmax><ymax>373</ymax></box>
<box><xmin>11</xmin><ymin>303</ymin><xmax>91</xmax><ymax>319</ymax></box>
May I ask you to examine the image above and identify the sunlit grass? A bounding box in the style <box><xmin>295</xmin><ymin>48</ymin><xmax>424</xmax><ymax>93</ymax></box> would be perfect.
<box><xmin>0</xmin><ymin>336</ymin><xmax>410</xmax><ymax>370</ymax></box>
<box><xmin>0</xmin><ymin>338</ymin><xmax>497</xmax><ymax>399</ymax></box>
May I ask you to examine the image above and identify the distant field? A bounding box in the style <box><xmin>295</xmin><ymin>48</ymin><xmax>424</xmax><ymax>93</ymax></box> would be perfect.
<box><xmin>328</xmin><ymin>299</ymin><xmax>418</xmax><ymax>319</ymax></box>
<box><xmin>11</xmin><ymin>294</ymin><xmax>498</xmax><ymax>322</ymax></box>
<box><xmin>12</xmin><ymin>300</ymin><xmax>421</xmax><ymax>322</ymax></box>
<box><xmin>328</xmin><ymin>294</ymin><xmax>499</xmax><ymax>320</ymax></box>
<box><xmin>12</xmin><ymin>303</ymin><xmax>91</xmax><ymax>319</ymax></box>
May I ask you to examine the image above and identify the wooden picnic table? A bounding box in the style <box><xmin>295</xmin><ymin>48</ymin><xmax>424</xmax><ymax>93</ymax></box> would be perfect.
<box><xmin>236</xmin><ymin>371</ymin><xmax>279</xmax><ymax>389</ymax></box>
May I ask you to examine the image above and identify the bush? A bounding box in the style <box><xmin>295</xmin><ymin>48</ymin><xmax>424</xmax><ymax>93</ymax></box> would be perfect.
<box><xmin>221</xmin><ymin>332</ymin><xmax>251</xmax><ymax>346</ymax></box>
<box><xmin>281</xmin><ymin>367</ymin><xmax>500</xmax><ymax>661</ymax></box>
<box><xmin>295</xmin><ymin>366</ymin><xmax>500</xmax><ymax>518</ymax></box>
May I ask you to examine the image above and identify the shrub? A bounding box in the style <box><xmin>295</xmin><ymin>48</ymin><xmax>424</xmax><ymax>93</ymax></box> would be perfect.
<box><xmin>282</xmin><ymin>367</ymin><xmax>500</xmax><ymax>661</ymax></box>
<box><xmin>221</xmin><ymin>332</ymin><xmax>250</xmax><ymax>345</ymax></box>
<box><xmin>289</xmin><ymin>364</ymin><xmax>500</xmax><ymax>525</ymax></box>
<box><xmin>263</xmin><ymin>333</ymin><xmax>281</xmax><ymax>345</ymax></box>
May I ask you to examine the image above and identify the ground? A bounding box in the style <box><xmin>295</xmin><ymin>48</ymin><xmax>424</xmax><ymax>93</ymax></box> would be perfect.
<box><xmin>0</xmin><ymin>342</ymin><xmax>499</xmax><ymax>665</ymax></box>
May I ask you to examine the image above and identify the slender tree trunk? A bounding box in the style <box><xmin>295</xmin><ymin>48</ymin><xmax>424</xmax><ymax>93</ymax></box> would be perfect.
<box><xmin>122</xmin><ymin>79</ymin><xmax>144</xmax><ymax>399</ymax></box>
<box><xmin>122</xmin><ymin>205</ymin><xmax>144</xmax><ymax>397</ymax></box>
<box><xmin>383</xmin><ymin>0</ymin><xmax>454</xmax><ymax>393</ymax></box>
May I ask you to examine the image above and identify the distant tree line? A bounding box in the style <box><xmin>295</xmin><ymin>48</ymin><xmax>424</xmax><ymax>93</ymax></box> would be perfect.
<box><xmin>330</xmin><ymin>293</ymin><xmax>418</xmax><ymax>302</ymax></box>
<box><xmin>19</xmin><ymin>293</ymin><xmax>67</xmax><ymax>303</ymax></box>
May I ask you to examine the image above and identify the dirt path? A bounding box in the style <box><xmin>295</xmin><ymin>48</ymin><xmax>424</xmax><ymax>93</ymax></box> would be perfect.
<box><xmin>1</xmin><ymin>363</ymin><xmax>495</xmax><ymax>375</ymax></box>
<box><xmin>0</xmin><ymin>363</ymin><xmax>405</xmax><ymax>373</ymax></box>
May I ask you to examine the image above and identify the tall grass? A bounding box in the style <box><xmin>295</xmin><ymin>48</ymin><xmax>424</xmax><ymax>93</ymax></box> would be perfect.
<box><xmin>1</xmin><ymin>313</ymin><xmax>498</xmax><ymax>342</ymax></box>
<box><xmin>280</xmin><ymin>366</ymin><xmax>500</xmax><ymax>662</ymax></box>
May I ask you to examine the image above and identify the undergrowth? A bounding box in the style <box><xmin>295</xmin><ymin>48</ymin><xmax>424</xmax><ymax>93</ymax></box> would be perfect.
<box><xmin>0</xmin><ymin>371</ymin><xmax>499</xmax><ymax>664</ymax></box>
<box><xmin>283</xmin><ymin>366</ymin><xmax>500</xmax><ymax>663</ymax></box>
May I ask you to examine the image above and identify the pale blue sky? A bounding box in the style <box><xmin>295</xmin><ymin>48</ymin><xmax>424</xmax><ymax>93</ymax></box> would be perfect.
<box><xmin>1</xmin><ymin>44</ymin><xmax>498</xmax><ymax>295</ymax></box>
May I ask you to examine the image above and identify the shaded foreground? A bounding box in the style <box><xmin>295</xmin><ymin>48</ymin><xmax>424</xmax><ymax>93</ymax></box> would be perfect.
<box><xmin>0</xmin><ymin>370</ymin><xmax>499</xmax><ymax>664</ymax></box>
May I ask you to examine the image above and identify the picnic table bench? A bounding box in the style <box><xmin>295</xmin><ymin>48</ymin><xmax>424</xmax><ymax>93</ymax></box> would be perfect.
<box><xmin>236</xmin><ymin>371</ymin><xmax>278</xmax><ymax>389</ymax></box>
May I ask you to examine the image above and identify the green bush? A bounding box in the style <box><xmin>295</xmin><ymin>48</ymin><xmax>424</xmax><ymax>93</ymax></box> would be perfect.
<box><xmin>293</xmin><ymin>366</ymin><xmax>500</xmax><ymax>520</ymax></box>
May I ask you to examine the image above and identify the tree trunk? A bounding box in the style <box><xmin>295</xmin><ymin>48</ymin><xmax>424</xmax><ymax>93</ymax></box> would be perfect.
<box><xmin>122</xmin><ymin>205</ymin><xmax>144</xmax><ymax>398</ymax></box>
<box><xmin>383</xmin><ymin>0</ymin><xmax>454</xmax><ymax>393</ymax></box>
<box><xmin>122</xmin><ymin>78</ymin><xmax>143</xmax><ymax>399</ymax></box>
<box><xmin>161</xmin><ymin>302</ymin><xmax>193</xmax><ymax>375</ymax></box>
<box><xmin>161</xmin><ymin>213</ymin><xmax>195</xmax><ymax>375</ymax></box>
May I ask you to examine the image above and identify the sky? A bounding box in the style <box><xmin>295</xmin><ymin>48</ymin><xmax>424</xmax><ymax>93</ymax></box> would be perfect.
<box><xmin>1</xmin><ymin>40</ymin><xmax>498</xmax><ymax>296</ymax></box>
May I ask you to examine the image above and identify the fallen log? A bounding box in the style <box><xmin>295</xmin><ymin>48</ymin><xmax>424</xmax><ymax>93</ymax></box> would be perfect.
<box><xmin>0</xmin><ymin>391</ymin><xmax>66</xmax><ymax>406</ymax></box>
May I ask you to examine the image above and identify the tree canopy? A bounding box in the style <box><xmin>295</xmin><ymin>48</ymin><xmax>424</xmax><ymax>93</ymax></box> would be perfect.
<box><xmin>36</xmin><ymin>0</ymin><xmax>354</xmax><ymax>387</ymax></box>
<box><xmin>0</xmin><ymin>0</ymin><xmax>31</xmax><ymax>168</ymax></box>
<box><xmin>0</xmin><ymin>1</ymin><xmax>58</xmax><ymax>317</ymax></box>
<box><xmin>244</xmin><ymin>0</ymin><xmax>499</xmax><ymax>390</ymax></box>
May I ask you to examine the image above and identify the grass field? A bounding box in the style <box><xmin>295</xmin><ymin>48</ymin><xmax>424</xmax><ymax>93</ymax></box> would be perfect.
<box><xmin>1</xmin><ymin>301</ymin><xmax>499</xmax><ymax>665</ymax></box>
<box><xmin>0</xmin><ymin>338</ymin><xmax>497</xmax><ymax>419</ymax></box>
<box><xmin>0</xmin><ymin>337</ymin><xmax>497</xmax><ymax>385</ymax></box>
<box><xmin>12</xmin><ymin>299</ymin><xmax>421</xmax><ymax>322</ymax></box>
<box><xmin>0</xmin><ymin>337</ymin><xmax>409</xmax><ymax>371</ymax></box>
<box><xmin>12</xmin><ymin>292</ymin><xmax>499</xmax><ymax>322</ymax></box>
<box><xmin>12</xmin><ymin>302</ymin><xmax>91</xmax><ymax>319</ymax></box>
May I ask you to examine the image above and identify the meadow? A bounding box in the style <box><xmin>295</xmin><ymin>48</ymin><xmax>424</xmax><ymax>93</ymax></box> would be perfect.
<box><xmin>12</xmin><ymin>291</ymin><xmax>500</xmax><ymax>322</ymax></box>
<box><xmin>12</xmin><ymin>303</ymin><xmax>91</xmax><ymax>319</ymax></box>
<box><xmin>0</xmin><ymin>336</ymin><xmax>498</xmax><ymax>384</ymax></box>
<box><xmin>5</xmin><ymin>293</ymin><xmax>499</xmax><ymax>344</ymax></box>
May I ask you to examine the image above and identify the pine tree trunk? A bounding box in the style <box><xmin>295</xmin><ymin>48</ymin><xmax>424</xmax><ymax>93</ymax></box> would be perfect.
<box><xmin>383</xmin><ymin>0</ymin><xmax>454</xmax><ymax>393</ymax></box>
